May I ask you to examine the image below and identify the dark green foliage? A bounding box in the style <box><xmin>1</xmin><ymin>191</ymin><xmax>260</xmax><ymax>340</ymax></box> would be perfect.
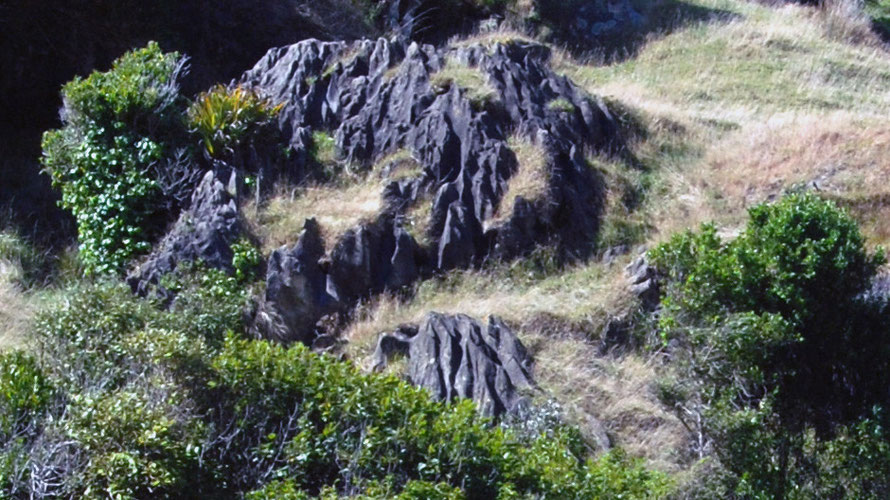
<box><xmin>187</xmin><ymin>85</ymin><xmax>282</xmax><ymax>161</ymax></box>
<box><xmin>11</xmin><ymin>269</ymin><xmax>668</xmax><ymax>498</ymax></box>
<box><xmin>206</xmin><ymin>336</ymin><xmax>669</xmax><ymax>498</ymax></box>
<box><xmin>0</xmin><ymin>352</ymin><xmax>55</xmax><ymax>493</ymax></box>
<box><xmin>41</xmin><ymin>42</ymin><xmax>188</xmax><ymax>275</ymax></box>
<box><xmin>651</xmin><ymin>193</ymin><xmax>890</xmax><ymax>497</ymax></box>
<box><xmin>0</xmin><ymin>352</ymin><xmax>53</xmax><ymax>440</ymax></box>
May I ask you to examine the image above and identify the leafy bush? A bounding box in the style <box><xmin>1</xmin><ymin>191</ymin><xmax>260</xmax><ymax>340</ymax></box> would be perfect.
<box><xmin>41</xmin><ymin>42</ymin><xmax>189</xmax><ymax>275</ymax></box>
<box><xmin>650</xmin><ymin>193</ymin><xmax>890</xmax><ymax>497</ymax></box>
<box><xmin>63</xmin><ymin>372</ymin><xmax>208</xmax><ymax>498</ymax></box>
<box><xmin>206</xmin><ymin>335</ymin><xmax>669</xmax><ymax>498</ymax></box>
<box><xmin>187</xmin><ymin>84</ymin><xmax>282</xmax><ymax>161</ymax></box>
<box><xmin>0</xmin><ymin>352</ymin><xmax>54</xmax><ymax>441</ymax></box>
<box><xmin>0</xmin><ymin>352</ymin><xmax>56</xmax><ymax>494</ymax></box>
<box><xmin>15</xmin><ymin>272</ymin><xmax>669</xmax><ymax>498</ymax></box>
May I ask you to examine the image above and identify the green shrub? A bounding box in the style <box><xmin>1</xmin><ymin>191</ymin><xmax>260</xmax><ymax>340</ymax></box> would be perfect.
<box><xmin>205</xmin><ymin>335</ymin><xmax>669</xmax><ymax>498</ymax></box>
<box><xmin>187</xmin><ymin>85</ymin><xmax>282</xmax><ymax>160</ymax></box>
<box><xmin>16</xmin><ymin>262</ymin><xmax>667</xmax><ymax>498</ymax></box>
<box><xmin>0</xmin><ymin>352</ymin><xmax>54</xmax><ymax>440</ymax></box>
<box><xmin>34</xmin><ymin>281</ymin><xmax>160</xmax><ymax>389</ymax></box>
<box><xmin>650</xmin><ymin>193</ymin><xmax>890</xmax><ymax>497</ymax></box>
<box><xmin>41</xmin><ymin>42</ymin><xmax>188</xmax><ymax>275</ymax></box>
<box><xmin>0</xmin><ymin>351</ymin><xmax>55</xmax><ymax>494</ymax></box>
<box><xmin>309</xmin><ymin>130</ymin><xmax>338</xmax><ymax>166</ymax></box>
<box><xmin>63</xmin><ymin>373</ymin><xmax>208</xmax><ymax>498</ymax></box>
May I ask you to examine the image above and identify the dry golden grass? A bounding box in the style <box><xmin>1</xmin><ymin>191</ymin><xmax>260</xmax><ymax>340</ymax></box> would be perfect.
<box><xmin>488</xmin><ymin>136</ymin><xmax>549</xmax><ymax>228</ymax></box>
<box><xmin>430</xmin><ymin>58</ymin><xmax>496</xmax><ymax>106</ymax></box>
<box><xmin>0</xmin><ymin>283</ymin><xmax>32</xmax><ymax>351</ymax></box>
<box><xmin>246</xmin><ymin>179</ymin><xmax>384</xmax><ymax>254</ymax></box>
<box><xmin>0</xmin><ymin>262</ymin><xmax>33</xmax><ymax>351</ymax></box>
<box><xmin>552</xmin><ymin>0</ymin><xmax>890</xmax><ymax>246</ymax></box>
<box><xmin>450</xmin><ymin>26</ymin><xmax>535</xmax><ymax>49</ymax></box>
<box><xmin>528</xmin><ymin>335</ymin><xmax>687</xmax><ymax>471</ymax></box>
<box><xmin>343</xmin><ymin>257</ymin><xmax>636</xmax><ymax>366</ymax></box>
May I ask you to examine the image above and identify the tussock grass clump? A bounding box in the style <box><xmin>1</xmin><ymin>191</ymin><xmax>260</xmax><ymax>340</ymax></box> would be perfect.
<box><xmin>246</xmin><ymin>180</ymin><xmax>384</xmax><ymax>254</ymax></box>
<box><xmin>450</xmin><ymin>26</ymin><xmax>535</xmax><ymax>49</ymax></box>
<box><xmin>0</xmin><ymin>284</ymin><xmax>33</xmax><ymax>352</ymax></box>
<box><xmin>372</xmin><ymin>148</ymin><xmax>423</xmax><ymax>180</ymax></box>
<box><xmin>430</xmin><ymin>58</ymin><xmax>496</xmax><ymax>108</ymax></box>
<box><xmin>343</xmin><ymin>258</ymin><xmax>636</xmax><ymax>365</ymax></box>
<box><xmin>489</xmin><ymin>136</ymin><xmax>549</xmax><ymax>227</ymax></box>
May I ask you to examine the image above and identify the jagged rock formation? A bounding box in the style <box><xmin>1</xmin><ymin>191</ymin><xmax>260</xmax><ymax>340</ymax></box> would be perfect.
<box><xmin>242</xmin><ymin>36</ymin><xmax>616</xmax><ymax>263</ymax></box>
<box><xmin>132</xmin><ymin>35</ymin><xmax>621</xmax><ymax>344</ymax></box>
<box><xmin>252</xmin><ymin>215</ymin><xmax>422</xmax><ymax>343</ymax></box>
<box><xmin>372</xmin><ymin>313</ymin><xmax>534</xmax><ymax>417</ymax></box>
<box><xmin>128</xmin><ymin>168</ymin><xmax>243</xmax><ymax>296</ymax></box>
<box><xmin>235</xmin><ymin>36</ymin><xmax>620</xmax><ymax>343</ymax></box>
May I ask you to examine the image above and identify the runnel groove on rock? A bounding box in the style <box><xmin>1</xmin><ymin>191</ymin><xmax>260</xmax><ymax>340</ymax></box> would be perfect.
<box><xmin>372</xmin><ymin>312</ymin><xmax>535</xmax><ymax>418</ymax></box>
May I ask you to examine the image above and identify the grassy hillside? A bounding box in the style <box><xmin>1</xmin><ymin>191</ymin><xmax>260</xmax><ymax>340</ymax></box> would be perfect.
<box><xmin>340</xmin><ymin>0</ymin><xmax>890</xmax><ymax>478</ymax></box>
<box><xmin>5</xmin><ymin>0</ymin><xmax>890</xmax><ymax>497</ymax></box>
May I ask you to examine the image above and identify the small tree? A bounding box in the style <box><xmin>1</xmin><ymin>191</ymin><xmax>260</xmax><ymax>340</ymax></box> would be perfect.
<box><xmin>41</xmin><ymin>42</ymin><xmax>189</xmax><ymax>275</ymax></box>
<box><xmin>651</xmin><ymin>193</ymin><xmax>890</xmax><ymax>497</ymax></box>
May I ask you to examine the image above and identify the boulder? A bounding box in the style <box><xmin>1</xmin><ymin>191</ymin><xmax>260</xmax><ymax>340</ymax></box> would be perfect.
<box><xmin>252</xmin><ymin>216</ymin><xmax>424</xmax><ymax>344</ymax></box>
<box><xmin>251</xmin><ymin>219</ymin><xmax>335</xmax><ymax>344</ymax></box>
<box><xmin>372</xmin><ymin>313</ymin><xmax>534</xmax><ymax>417</ymax></box>
<box><xmin>128</xmin><ymin>167</ymin><xmax>242</xmax><ymax>296</ymax></box>
<box><xmin>625</xmin><ymin>253</ymin><xmax>660</xmax><ymax>310</ymax></box>
<box><xmin>326</xmin><ymin>217</ymin><xmax>423</xmax><ymax>303</ymax></box>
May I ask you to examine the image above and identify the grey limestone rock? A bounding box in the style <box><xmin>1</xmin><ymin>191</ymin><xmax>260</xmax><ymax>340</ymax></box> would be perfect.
<box><xmin>241</xmin><ymin>36</ymin><xmax>618</xmax><ymax>273</ymax></box>
<box><xmin>128</xmin><ymin>167</ymin><xmax>242</xmax><ymax>296</ymax></box>
<box><xmin>625</xmin><ymin>253</ymin><xmax>660</xmax><ymax>310</ymax></box>
<box><xmin>251</xmin><ymin>219</ymin><xmax>335</xmax><ymax>344</ymax></box>
<box><xmin>372</xmin><ymin>313</ymin><xmax>534</xmax><ymax>417</ymax></box>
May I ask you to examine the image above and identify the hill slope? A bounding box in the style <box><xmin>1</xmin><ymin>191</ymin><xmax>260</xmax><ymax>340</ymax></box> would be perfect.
<box><xmin>4</xmin><ymin>0</ymin><xmax>890</xmax><ymax>497</ymax></box>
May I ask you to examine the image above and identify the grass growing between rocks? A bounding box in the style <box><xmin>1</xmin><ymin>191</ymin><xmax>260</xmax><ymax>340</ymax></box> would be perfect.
<box><xmin>430</xmin><ymin>57</ymin><xmax>497</xmax><ymax>108</ymax></box>
<box><xmin>245</xmin><ymin>178</ymin><xmax>384</xmax><ymax>254</ymax></box>
<box><xmin>340</xmin><ymin>254</ymin><xmax>689</xmax><ymax>470</ymax></box>
<box><xmin>341</xmin><ymin>0</ymin><xmax>890</xmax><ymax>478</ymax></box>
<box><xmin>488</xmin><ymin>136</ymin><xmax>549</xmax><ymax>228</ymax></box>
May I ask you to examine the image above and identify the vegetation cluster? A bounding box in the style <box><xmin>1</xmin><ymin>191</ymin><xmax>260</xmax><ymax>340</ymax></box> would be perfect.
<box><xmin>6</xmin><ymin>0</ymin><xmax>890</xmax><ymax>498</ymax></box>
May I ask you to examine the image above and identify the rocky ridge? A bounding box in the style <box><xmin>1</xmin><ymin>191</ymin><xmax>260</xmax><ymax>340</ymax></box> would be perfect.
<box><xmin>129</xmin><ymin>35</ymin><xmax>622</xmax><ymax>415</ymax></box>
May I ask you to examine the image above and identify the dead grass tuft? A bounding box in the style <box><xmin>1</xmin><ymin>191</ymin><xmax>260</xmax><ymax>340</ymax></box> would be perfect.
<box><xmin>0</xmin><ymin>281</ymin><xmax>33</xmax><ymax>352</ymax></box>
<box><xmin>246</xmin><ymin>179</ymin><xmax>384</xmax><ymax>254</ymax></box>
<box><xmin>450</xmin><ymin>26</ymin><xmax>536</xmax><ymax>49</ymax></box>
<box><xmin>528</xmin><ymin>334</ymin><xmax>688</xmax><ymax>471</ymax></box>
<box><xmin>342</xmin><ymin>258</ymin><xmax>636</xmax><ymax>366</ymax></box>
<box><xmin>488</xmin><ymin>136</ymin><xmax>549</xmax><ymax>228</ymax></box>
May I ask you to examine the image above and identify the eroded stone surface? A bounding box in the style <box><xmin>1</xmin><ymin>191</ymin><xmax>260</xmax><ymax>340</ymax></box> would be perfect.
<box><xmin>372</xmin><ymin>313</ymin><xmax>534</xmax><ymax>417</ymax></box>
